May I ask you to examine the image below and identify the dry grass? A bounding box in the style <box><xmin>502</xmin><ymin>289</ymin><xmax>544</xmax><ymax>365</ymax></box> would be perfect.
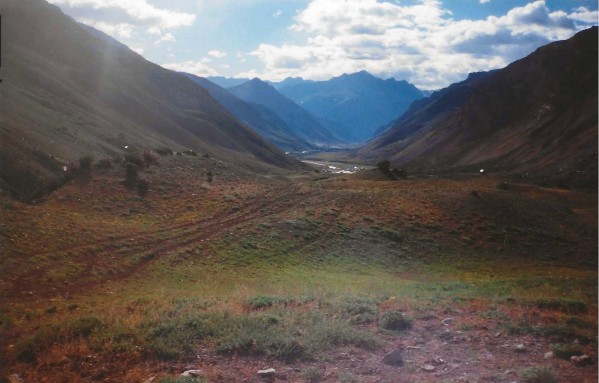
<box><xmin>0</xmin><ymin>156</ymin><xmax>596</xmax><ymax>382</ymax></box>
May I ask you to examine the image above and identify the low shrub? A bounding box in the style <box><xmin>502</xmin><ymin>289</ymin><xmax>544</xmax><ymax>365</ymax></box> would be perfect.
<box><xmin>535</xmin><ymin>299</ymin><xmax>588</xmax><ymax>313</ymax></box>
<box><xmin>520</xmin><ymin>366</ymin><xmax>557</xmax><ymax>383</ymax></box>
<box><xmin>300</xmin><ymin>367</ymin><xmax>323</xmax><ymax>382</ymax></box>
<box><xmin>137</xmin><ymin>179</ymin><xmax>150</xmax><ymax>197</ymax></box>
<box><xmin>339</xmin><ymin>297</ymin><xmax>378</xmax><ymax>324</ymax></box>
<box><xmin>550</xmin><ymin>343</ymin><xmax>583</xmax><ymax>359</ymax></box>
<box><xmin>79</xmin><ymin>155</ymin><xmax>94</xmax><ymax>170</ymax></box>
<box><xmin>380</xmin><ymin>311</ymin><xmax>413</xmax><ymax>331</ymax></box>
<box><xmin>155</xmin><ymin>147</ymin><xmax>173</xmax><ymax>156</ymax></box>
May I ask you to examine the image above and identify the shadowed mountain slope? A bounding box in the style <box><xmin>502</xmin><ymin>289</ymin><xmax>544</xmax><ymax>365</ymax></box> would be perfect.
<box><xmin>358</xmin><ymin>27</ymin><xmax>598</xmax><ymax>188</ymax></box>
<box><xmin>279</xmin><ymin>71</ymin><xmax>424</xmax><ymax>142</ymax></box>
<box><xmin>184</xmin><ymin>74</ymin><xmax>314</xmax><ymax>152</ymax></box>
<box><xmin>0</xmin><ymin>0</ymin><xmax>303</xmax><ymax>201</ymax></box>
<box><xmin>228</xmin><ymin>78</ymin><xmax>343</xmax><ymax>147</ymax></box>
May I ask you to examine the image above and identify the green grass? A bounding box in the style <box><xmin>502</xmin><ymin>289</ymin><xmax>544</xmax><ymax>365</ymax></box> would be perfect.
<box><xmin>380</xmin><ymin>311</ymin><xmax>413</xmax><ymax>331</ymax></box>
<box><xmin>550</xmin><ymin>343</ymin><xmax>583</xmax><ymax>359</ymax></box>
<box><xmin>520</xmin><ymin>366</ymin><xmax>557</xmax><ymax>383</ymax></box>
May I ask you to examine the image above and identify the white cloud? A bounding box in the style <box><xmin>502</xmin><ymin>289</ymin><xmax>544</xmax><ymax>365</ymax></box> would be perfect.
<box><xmin>273</xmin><ymin>9</ymin><xmax>283</xmax><ymax>18</ymax></box>
<box><xmin>162</xmin><ymin>60</ymin><xmax>218</xmax><ymax>77</ymax></box>
<box><xmin>480</xmin><ymin>0</ymin><xmax>491</xmax><ymax>3</ymax></box>
<box><xmin>156</xmin><ymin>33</ymin><xmax>176</xmax><ymax>45</ymax></box>
<box><xmin>48</xmin><ymin>0</ymin><xmax>194</xmax><ymax>45</ymax></box>
<box><xmin>208</xmin><ymin>50</ymin><xmax>228</xmax><ymax>58</ymax></box>
<box><xmin>245</xmin><ymin>0</ymin><xmax>595</xmax><ymax>89</ymax></box>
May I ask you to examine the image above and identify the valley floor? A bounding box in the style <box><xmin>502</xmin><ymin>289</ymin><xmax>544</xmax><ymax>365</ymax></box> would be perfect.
<box><xmin>0</xmin><ymin>154</ymin><xmax>597</xmax><ymax>383</ymax></box>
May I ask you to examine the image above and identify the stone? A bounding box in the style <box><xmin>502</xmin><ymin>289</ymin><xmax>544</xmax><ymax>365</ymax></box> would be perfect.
<box><xmin>515</xmin><ymin>343</ymin><xmax>526</xmax><ymax>353</ymax></box>
<box><xmin>422</xmin><ymin>364</ymin><xmax>436</xmax><ymax>372</ymax></box>
<box><xmin>382</xmin><ymin>349</ymin><xmax>404</xmax><ymax>366</ymax></box>
<box><xmin>257</xmin><ymin>368</ymin><xmax>276</xmax><ymax>377</ymax></box>
<box><xmin>544</xmin><ymin>351</ymin><xmax>554</xmax><ymax>359</ymax></box>
<box><xmin>8</xmin><ymin>375</ymin><xmax>23</xmax><ymax>383</ymax></box>
<box><xmin>571</xmin><ymin>355</ymin><xmax>592</xmax><ymax>366</ymax></box>
<box><xmin>441</xmin><ymin>317</ymin><xmax>453</xmax><ymax>325</ymax></box>
<box><xmin>181</xmin><ymin>370</ymin><xmax>203</xmax><ymax>377</ymax></box>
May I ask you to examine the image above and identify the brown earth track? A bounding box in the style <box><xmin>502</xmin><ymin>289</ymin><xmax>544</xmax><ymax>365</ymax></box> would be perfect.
<box><xmin>1</xmin><ymin>185</ymin><xmax>322</xmax><ymax>301</ymax></box>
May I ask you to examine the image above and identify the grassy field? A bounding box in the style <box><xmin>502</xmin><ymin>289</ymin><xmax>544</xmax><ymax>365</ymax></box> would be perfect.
<box><xmin>0</xmin><ymin>154</ymin><xmax>596</xmax><ymax>382</ymax></box>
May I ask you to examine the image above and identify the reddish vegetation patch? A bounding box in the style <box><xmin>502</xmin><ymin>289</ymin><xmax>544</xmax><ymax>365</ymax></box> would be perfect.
<box><xmin>0</xmin><ymin>156</ymin><xmax>596</xmax><ymax>382</ymax></box>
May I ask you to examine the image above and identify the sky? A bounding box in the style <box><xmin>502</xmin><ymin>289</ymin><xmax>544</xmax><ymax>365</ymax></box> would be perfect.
<box><xmin>48</xmin><ymin>0</ymin><xmax>598</xmax><ymax>90</ymax></box>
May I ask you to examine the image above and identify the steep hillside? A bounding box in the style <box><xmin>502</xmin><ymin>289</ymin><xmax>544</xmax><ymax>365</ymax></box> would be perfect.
<box><xmin>280</xmin><ymin>71</ymin><xmax>424</xmax><ymax>142</ymax></box>
<box><xmin>184</xmin><ymin>74</ymin><xmax>314</xmax><ymax>152</ymax></box>
<box><xmin>229</xmin><ymin>78</ymin><xmax>343</xmax><ymax>147</ymax></box>
<box><xmin>359</xmin><ymin>27</ymin><xmax>598</xmax><ymax>188</ymax></box>
<box><xmin>0</xmin><ymin>0</ymin><xmax>302</xmax><ymax>201</ymax></box>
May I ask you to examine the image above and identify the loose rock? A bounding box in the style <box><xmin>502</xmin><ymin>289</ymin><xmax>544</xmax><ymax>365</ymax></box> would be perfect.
<box><xmin>571</xmin><ymin>355</ymin><xmax>592</xmax><ymax>366</ymax></box>
<box><xmin>515</xmin><ymin>343</ymin><xmax>526</xmax><ymax>353</ymax></box>
<box><xmin>544</xmin><ymin>351</ymin><xmax>554</xmax><ymax>359</ymax></box>
<box><xmin>257</xmin><ymin>368</ymin><xmax>276</xmax><ymax>377</ymax></box>
<box><xmin>422</xmin><ymin>364</ymin><xmax>436</xmax><ymax>372</ymax></box>
<box><xmin>441</xmin><ymin>318</ymin><xmax>453</xmax><ymax>325</ymax></box>
<box><xmin>382</xmin><ymin>349</ymin><xmax>404</xmax><ymax>366</ymax></box>
<box><xmin>181</xmin><ymin>370</ymin><xmax>203</xmax><ymax>377</ymax></box>
<box><xmin>8</xmin><ymin>375</ymin><xmax>23</xmax><ymax>383</ymax></box>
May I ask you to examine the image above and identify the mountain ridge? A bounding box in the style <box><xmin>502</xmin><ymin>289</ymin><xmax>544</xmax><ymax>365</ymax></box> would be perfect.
<box><xmin>228</xmin><ymin>78</ymin><xmax>343</xmax><ymax>147</ymax></box>
<box><xmin>0</xmin><ymin>0</ymin><xmax>303</xmax><ymax>201</ymax></box>
<box><xmin>279</xmin><ymin>71</ymin><xmax>424</xmax><ymax>142</ymax></box>
<box><xmin>358</xmin><ymin>27</ymin><xmax>598</xmax><ymax>188</ymax></box>
<box><xmin>184</xmin><ymin>74</ymin><xmax>314</xmax><ymax>152</ymax></box>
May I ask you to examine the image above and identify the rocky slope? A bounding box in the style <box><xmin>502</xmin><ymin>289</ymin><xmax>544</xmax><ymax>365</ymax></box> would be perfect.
<box><xmin>358</xmin><ymin>27</ymin><xmax>598</xmax><ymax>188</ymax></box>
<box><xmin>185</xmin><ymin>74</ymin><xmax>314</xmax><ymax>152</ymax></box>
<box><xmin>228</xmin><ymin>78</ymin><xmax>343</xmax><ymax>147</ymax></box>
<box><xmin>0</xmin><ymin>0</ymin><xmax>302</xmax><ymax>201</ymax></box>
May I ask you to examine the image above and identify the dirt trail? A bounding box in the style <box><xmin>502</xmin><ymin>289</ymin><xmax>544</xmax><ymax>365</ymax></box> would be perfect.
<box><xmin>2</xmin><ymin>184</ymin><xmax>321</xmax><ymax>301</ymax></box>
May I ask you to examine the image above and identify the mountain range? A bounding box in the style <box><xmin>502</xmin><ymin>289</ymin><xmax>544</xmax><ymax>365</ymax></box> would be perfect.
<box><xmin>1</xmin><ymin>0</ymin><xmax>596</xmax><ymax>203</ymax></box>
<box><xmin>358</xmin><ymin>27</ymin><xmax>598</xmax><ymax>188</ymax></box>
<box><xmin>207</xmin><ymin>72</ymin><xmax>425</xmax><ymax>143</ymax></box>
<box><xmin>185</xmin><ymin>74</ymin><xmax>314</xmax><ymax>152</ymax></box>
<box><xmin>0</xmin><ymin>0</ymin><xmax>302</xmax><ymax>201</ymax></box>
<box><xmin>228</xmin><ymin>78</ymin><xmax>343</xmax><ymax>147</ymax></box>
<box><xmin>278</xmin><ymin>71</ymin><xmax>424</xmax><ymax>142</ymax></box>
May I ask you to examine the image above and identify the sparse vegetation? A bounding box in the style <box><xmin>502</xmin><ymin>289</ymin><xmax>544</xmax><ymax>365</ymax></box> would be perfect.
<box><xmin>155</xmin><ymin>147</ymin><xmax>173</xmax><ymax>156</ymax></box>
<box><xmin>520</xmin><ymin>366</ymin><xmax>557</xmax><ymax>383</ymax></box>
<box><xmin>137</xmin><ymin>178</ymin><xmax>150</xmax><ymax>197</ymax></box>
<box><xmin>1</xmin><ymin>156</ymin><xmax>596</xmax><ymax>382</ymax></box>
<box><xmin>79</xmin><ymin>155</ymin><xmax>94</xmax><ymax>170</ymax></box>
<box><xmin>301</xmin><ymin>367</ymin><xmax>324</xmax><ymax>382</ymax></box>
<box><xmin>380</xmin><ymin>311</ymin><xmax>413</xmax><ymax>331</ymax></box>
<box><xmin>550</xmin><ymin>343</ymin><xmax>583</xmax><ymax>359</ymax></box>
<box><xmin>125</xmin><ymin>163</ymin><xmax>140</xmax><ymax>185</ymax></box>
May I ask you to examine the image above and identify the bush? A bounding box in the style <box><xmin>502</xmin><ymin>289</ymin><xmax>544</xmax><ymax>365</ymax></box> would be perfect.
<box><xmin>520</xmin><ymin>366</ymin><xmax>557</xmax><ymax>383</ymax></box>
<box><xmin>207</xmin><ymin>172</ymin><xmax>214</xmax><ymax>183</ymax></box>
<box><xmin>155</xmin><ymin>147</ymin><xmax>173</xmax><ymax>156</ymax></box>
<box><xmin>380</xmin><ymin>311</ymin><xmax>413</xmax><ymax>331</ymax></box>
<box><xmin>125</xmin><ymin>153</ymin><xmax>145</xmax><ymax>168</ymax></box>
<box><xmin>300</xmin><ymin>367</ymin><xmax>323</xmax><ymax>382</ymax></box>
<box><xmin>184</xmin><ymin>149</ymin><xmax>198</xmax><ymax>156</ymax></box>
<box><xmin>340</xmin><ymin>298</ymin><xmax>378</xmax><ymax>324</ymax></box>
<box><xmin>125</xmin><ymin>163</ymin><xmax>139</xmax><ymax>185</ymax></box>
<box><xmin>69</xmin><ymin>316</ymin><xmax>104</xmax><ymax>337</ymax></box>
<box><xmin>550</xmin><ymin>343</ymin><xmax>583</xmax><ymax>359</ymax></box>
<box><xmin>535</xmin><ymin>299</ymin><xmax>588</xmax><ymax>313</ymax></box>
<box><xmin>95</xmin><ymin>159</ymin><xmax>113</xmax><ymax>169</ymax></box>
<box><xmin>79</xmin><ymin>156</ymin><xmax>94</xmax><ymax>170</ymax></box>
<box><xmin>143</xmin><ymin>150</ymin><xmax>160</xmax><ymax>166</ymax></box>
<box><xmin>377</xmin><ymin>160</ymin><xmax>391</xmax><ymax>172</ymax></box>
<box><xmin>245</xmin><ymin>296</ymin><xmax>287</xmax><ymax>310</ymax></box>
<box><xmin>137</xmin><ymin>179</ymin><xmax>149</xmax><ymax>197</ymax></box>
